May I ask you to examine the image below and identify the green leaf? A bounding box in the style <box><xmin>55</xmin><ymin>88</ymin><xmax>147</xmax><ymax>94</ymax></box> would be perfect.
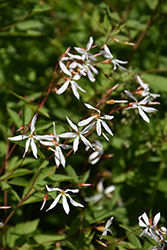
<box><xmin>118</xmin><ymin>241</ymin><xmax>137</xmax><ymax>249</ymax></box>
<box><xmin>32</xmin><ymin>3</ymin><xmax>52</xmax><ymax>12</ymax></box>
<box><xmin>46</xmin><ymin>174</ymin><xmax>76</xmax><ymax>182</ymax></box>
<box><xmin>17</xmin><ymin>20</ymin><xmax>43</xmax><ymax>30</ymax></box>
<box><xmin>14</xmin><ymin>219</ymin><xmax>40</xmax><ymax>234</ymax></box>
<box><xmin>7</xmin><ymin>108</ymin><xmax>22</xmax><ymax>128</ymax></box>
<box><xmin>128</xmin><ymin>233</ymin><xmax>142</xmax><ymax>249</ymax></box>
<box><xmin>142</xmin><ymin>73</ymin><xmax>167</xmax><ymax>92</ymax></box>
<box><xmin>34</xmin><ymin>234</ymin><xmax>66</xmax><ymax>243</ymax></box>
<box><xmin>8</xmin><ymin>177</ymin><xmax>32</xmax><ymax>187</ymax></box>
<box><xmin>145</xmin><ymin>0</ymin><xmax>158</xmax><ymax>9</ymax></box>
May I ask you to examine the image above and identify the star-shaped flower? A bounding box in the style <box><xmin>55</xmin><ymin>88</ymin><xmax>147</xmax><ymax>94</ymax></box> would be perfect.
<box><xmin>57</xmin><ymin>62</ymin><xmax>86</xmax><ymax>100</ymax></box>
<box><xmin>85</xmin><ymin>178</ymin><xmax>115</xmax><ymax>209</ymax></box>
<box><xmin>86</xmin><ymin>140</ymin><xmax>104</xmax><ymax>165</ymax></box>
<box><xmin>44</xmin><ymin>185</ymin><xmax>84</xmax><ymax>214</ymax></box>
<box><xmin>100</xmin><ymin>45</ymin><xmax>128</xmax><ymax>71</ymax></box>
<box><xmin>40</xmin><ymin>123</ymin><xmax>71</xmax><ymax>167</ymax></box>
<box><xmin>74</xmin><ymin>36</ymin><xmax>96</xmax><ymax>61</ymax></box>
<box><xmin>124</xmin><ymin>90</ymin><xmax>157</xmax><ymax>123</ymax></box>
<box><xmin>8</xmin><ymin>114</ymin><xmax>52</xmax><ymax>158</ymax></box>
<box><xmin>100</xmin><ymin>216</ymin><xmax>114</xmax><ymax>239</ymax></box>
<box><xmin>137</xmin><ymin>75</ymin><xmax>160</xmax><ymax>99</ymax></box>
<box><xmin>59</xmin><ymin>116</ymin><xmax>94</xmax><ymax>153</ymax></box>
<box><xmin>138</xmin><ymin>212</ymin><xmax>160</xmax><ymax>242</ymax></box>
<box><xmin>78</xmin><ymin>103</ymin><xmax>114</xmax><ymax>140</ymax></box>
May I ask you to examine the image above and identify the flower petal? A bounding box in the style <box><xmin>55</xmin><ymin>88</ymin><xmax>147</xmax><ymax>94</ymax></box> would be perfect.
<box><xmin>73</xmin><ymin>135</ymin><xmax>79</xmax><ymax>153</ymax></box>
<box><xmin>31</xmin><ymin>138</ymin><xmax>38</xmax><ymax>158</ymax></box>
<box><xmin>66</xmin><ymin>117</ymin><xmax>78</xmax><ymax>132</ymax></box>
<box><xmin>78</xmin><ymin>116</ymin><xmax>95</xmax><ymax>127</ymax></box>
<box><xmin>62</xmin><ymin>195</ymin><xmax>70</xmax><ymax>214</ymax></box>
<box><xmin>57</xmin><ymin>80</ymin><xmax>70</xmax><ymax>95</ymax></box>
<box><xmin>8</xmin><ymin>135</ymin><xmax>28</xmax><ymax>141</ymax></box>
<box><xmin>46</xmin><ymin>194</ymin><xmax>62</xmax><ymax>212</ymax></box>
<box><xmin>23</xmin><ymin>138</ymin><xmax>31</xmax><ymax>158</ymax></box>
<box><xmin>31</xmin><ymin>114</ymin><xmax>37</xmax><ymax>133</ymax></box>
<box><xmin>138</xmin><ymin>107</ymin><xmax>150</xmax><ymax>123</ymax></box>
<box><xmin>153</xmin><ymin>212</ymin><xmax>160</xmax><ymax>227</ymax></box>
<box><xmin>104</xmin><ymin>185</ymin><xmax>115</xmax><ymax>194</ymax></box>
<box><xmin>66</xmin><ymin>194</ymin><xmax>84</xmax><ymax>208</ymax></box>
<box><xmin>59</xmin><ymin>61</ymin><xmax>72</xmax><ymax>76</ymax></box>
<box><xmin>101</xmin><ymin>120</ymin><xmax>113</xmax><ymax>136</ymax></box>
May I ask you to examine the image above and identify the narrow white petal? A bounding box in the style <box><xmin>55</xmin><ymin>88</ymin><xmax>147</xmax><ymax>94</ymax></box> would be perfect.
<box><xmin>31</xmin><ymin>114</ymin><xmax>37</xmax><ymax>133</ymax></box>
<box><xmin>57</xmin><ymin>80</ymin><xmax>70</xmax><ymax>95</ymax></box>
<box><xmin>85</xmin><ymin>194</ymin><xmax>102</xmax><ymax>202</ymax></box>
<box><xmin>59</xmin><ymin>61</ymin><xmax>72</xmax><ymax>76</ymax></box>
<box><xmin>84</xmin><ymin>103</ymin><xmax>100</xmax><ymax>113</ymax></box>
<box><xmin>62</xmin><ymin>195</ymin><xmax>70</xmax><ymax>214</ymax></box>
<box><xmin>140</xmin><ymin>106</ymin><xmax>157</xmax><ymax>113</ymax></box>
<box><xmin>66</xmin><ymin>194</ymin><xmax>84</xmax><ymax>208</ymax></box>
<box><xmin>74</xmin><ymin>81</ymin><xmax>87</xmax><ymax>93</ymax></box>
<box><xmin>8</xmin><ymin>135</ymin><xmax>28</xmax><ymax>141</ymax></box>
<box><xmin>105</xmin><ymin>217</ymin><xmax>114</xmax><ymax>229</ymax></box>
<box><xmin>102</xmin><ymin>115</ymin><xmax>114</xmax><ymax>120</ymax></box>
<box><xmin>31</xmin><ymin>138</ymin><xmax>38</xmax><ymax>158</ymax></box>
<box><xmin>137</xmin><ymin>75</ymin><xmax>149</xmax><ymax>90</ymax></box>
<box><xmin>138</xmin><ymin>107</ymin><xmax>150</xmax><ymax>123</ymax></box>
<box><xmin>66</xmin><ymin>117</ymin><xmax>78</xmax><ymax>132</ymax></box>
<box><xmin>71</xmin><ymin>82</ymin><xmax>80</xmax><ymax>100</ymax></box>
<box><xmin>65</xmin><ymin>189</ymin><xmax>79</xmax><ymax>193</ymax></box>
<box><xmin>46</xmin><ymin>194</ymin><xmax>62</xmax><ymax>212</ymax></box>
<box><xmin>54</xmin><ymin>150</ymin><xmax>61</xmax><ymax>167</ymax></box>
<box><xmin>57</xmin><ymin>146</ymin><xmax>66</xmax><ymax>167</ymax></box>
<box><xmin>97</xmin><ymin>178</ymin><xmax>104</xmax><ymax>193</ymax></box>
<box><xmin>36</xmin><ymin>135</ymin><xmax>54</xmax><ymax>141</ymax></box>
<box><xmin>87</xmin><ymin>68</ymin><xmax>95</xmax><ymax>82</ymax></box>
<box><xmin>153</xmin><ymin>212</ymin><xmax>160</xmax><ymax>227</ymax></box>
<box><xmin>80</xmin><ymin>135</ymin><xmax>93</xmax><ymax>149</ymax></box>
<box><xmin>102</xmin><ymin>132</ymin><xmax>109</xmax><ymax>141</ymax></box>
<box><xmin>59</xmin><ymin>132</ymin><xmax>76</xmax><ymax>138</ymax></box>
<box><xmin>78</xmin><ymin>116</ymin><xmax>95</xmax><ymax>127</ymax></box>
<box><xmin>73</xmin><ymin>136</ymin><xmax>79</xmax><ymax>153</ymax></box>
<box><xmin>23</xmin><ymin>138</ymin><xmax>31</xmax><ymax>158</ymax></box>
<box><xmin>81</xmin><ymin>123</ymin><xmax>95</xmax><ymax>134</ymax></box>
<box><xmin>46</xmin><ymin>185</ymin><xmax>61</xmax><ymax>192</ymax></box>
<box><xmin>87</xmin><ymin>37</ymin><xmax>93</xmax><ymax>51</ymax></box>
<box><xmin>96</xmin><ymin>120</ymin><xmax>102</xmax><ymax>136</ymax></box>
<box><xmin>104</xmin><ymin>185</ymin><xmax>115</xmax><ymax>194</ymax></box>
<box><xmin>139</xmin><ymin>96</ymin><xmax>150</xmax><ymax>105</ymax></box>
<box><xmin>124</xmin><ymin>90</ymin><xmax>137</xmax><ymax>102</ymax></box>
<box><xmin>101</xmin><ymin>120</ymin><xmax>113</xmax><ymax>136</ymax></box>
<box><xmin>142</xmin><ymin>212</ymin><xmax>150</xmax><ymax>226</ymax></box>
<box><xmin>89</xmin><ymin>64</ymin><xmax>98</xmax><ymax>75</ymax></box>
<box><xmin>74</xmin><ymin>47</ymin><xmax>84</xmax><ymax>54</ymax></box>
<box><xmin>40</xmin><ymin>141</ymin><xmax>54</xmax><ymax>147</ymax></box>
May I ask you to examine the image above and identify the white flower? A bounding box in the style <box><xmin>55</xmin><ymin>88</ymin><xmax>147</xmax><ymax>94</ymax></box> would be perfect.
<box><xmin>57</xmin><ymin>65</ymin><xmax>86</xmax><ymax>100</ymax></box>
<box><xmin>138</xmin><ymin>212</ymin><xmax>160</xmax><ymax>242</ymax></box>
<box><xmin>100</xmin><ymin>216</ymin><xmax>114</xmax><ymax>239</ymax></box>
<box><xmin>101</xmin><ymin>45</ymin><xmax>128</xmax><ymax>71</ymax></box>
<box><xmin>137</xmin><ymin>75</ymin><xmax>160</xmax><ymax>99</ymax></box>
<box><xmin>124</xmin><ymin>90</ymin><xmax>157</xmax><ymax>123</ymax></box>
<box><xmin>40</xmin><ymin>123</ymin><xmax>71</xmax><ymax>167</ymax></box>
<box><xmin>8</xmin><ymin>114</ymin><xmax>51</xmax><ymax>158</ymax></box>
<box><xmin>74</xmin><ymin>36</ymin><xmax>96</xmax><ymax>61</ymax></box>
<box><xmin>78</xmin><ymin>103</ymin><xmax>114</xmax><ymax>140</ymax></box>
<box><xmin>45</xmin><ymin>185</ymin><xmax>84</xmax><ymax>214</ymax></box>
<box><xmin>86</xmin><ymin>140</ymin><xmax>104</xmax><ymax>165</ymax></box>
<box><xmin>59</xmin><ymin>116</ymin><xmax>94</xmax><ymax>153</ymax></box>
<box><xmin>85</xmin><ymin>178</ymin><xmax>115</xmax><ymax>209</ymax></box>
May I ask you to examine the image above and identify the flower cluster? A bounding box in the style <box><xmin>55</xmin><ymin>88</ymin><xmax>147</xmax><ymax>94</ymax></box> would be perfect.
<box><xmin>138</xmin><ymin>212</ymin><xmax>167</xmax><ymax>250</ymax></box>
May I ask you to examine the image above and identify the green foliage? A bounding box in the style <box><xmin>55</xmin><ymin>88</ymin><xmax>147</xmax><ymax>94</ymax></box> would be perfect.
<box><xmin>0</xmin><ymin>0</ymin><xmax>167</xmax><ymax>249</ymax></box>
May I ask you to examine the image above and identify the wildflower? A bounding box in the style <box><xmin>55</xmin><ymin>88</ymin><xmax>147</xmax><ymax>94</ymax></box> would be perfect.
<box><xmin>138</xmin><ymin>212</ymin><xmax>160</xmax><ymax>242</ymax></box>
<box><xmin>137</xmin><ymin>75</ymin><xmax>160</xmax><ymax>99</ymax></box>
<box><xmin>85</xmin><ymin>178</ymin><xmax>115</xmax><ymax>209</ymax></box>
<box><xmin>86</xmin><ymin>140</ymin><xmax>104</xmax><ymax>165</ymax></box>
<box><xmin>59</xmin><ymin>116</ymin><xmax>94</xmax><ymax>153</ymax></box>
<box><xmin>124</xmin><ymin>90</ymin><xmax>157</xmax><ymax>123</ymax></box>
<box><xmin>57</xmin><ymin>67</ymin><xmax>86</xmax><ymax>100</ymax></box>
<box><xmin>74</xmin><ymin>36</ymin><xmax>96</xmax><ymax>61</ymax></box>
<box><xmin>100</xmin><ymin>45</ymin><xmax>128</xmax><ymax>71</ymax></box>
<box><xmin>100</xmin><ymin>216</ymin><xmax>114</xmax><ymax>239</ymax></box>
<box><xmin>40</xmin><ymin>123</ymin><xmax>71</xmax><ymax>167</ymax></box>
<box><xmin>78</xmin><ymin>103</ymin><xmax>114</xmax><ymax>140</ymax></box>
<box><xmin>8</xmin><ymin>114</ymin><xmax>52</xmax><ymax>158</ymax></box>
<box><xmin>45</xmin><ymin>185</ymin><xmax>84</xmax><ymax>214</ymax></box>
